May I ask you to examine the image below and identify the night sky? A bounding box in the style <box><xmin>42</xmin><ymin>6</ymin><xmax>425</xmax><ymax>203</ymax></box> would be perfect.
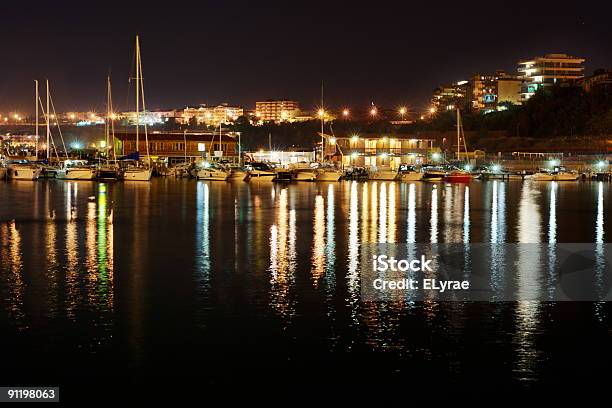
<box><xmin>1</xmin><ymin>0</ymin><xmax>610</xmax><ymax>114</ymax></box>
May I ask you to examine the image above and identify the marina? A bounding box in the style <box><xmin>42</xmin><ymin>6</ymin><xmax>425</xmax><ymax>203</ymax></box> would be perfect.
<box><xmin>1</xmin><ymin>178</ymin><xmax>611</xmax><ymax>398</ymax></box>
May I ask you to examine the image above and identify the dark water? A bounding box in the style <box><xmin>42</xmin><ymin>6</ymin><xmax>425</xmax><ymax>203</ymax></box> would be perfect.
<box><xmin>1</xmin><ymin>179</ymin><xmax>611</xmax><ymax>400</ymax></box>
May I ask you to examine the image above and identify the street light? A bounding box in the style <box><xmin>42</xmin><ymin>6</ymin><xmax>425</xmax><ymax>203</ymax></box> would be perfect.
<box><xmin>342</xmin><ymin>108</ymin><xmax>350</xmax><ymax>118</ymax></box>
<box><xmin>317</xmin><ymin>108</ymin><xmax>325</xmax><ymax>118</ymax></box>
<box><xmin>429</xmin><ymin>107</ymin><xmax>437</xmax><ymax>114</ymax></box>
<box><xmin>370</xmin><ymin>107</ymin><xmax>377</xmax><ymax>117</ymax></box>
<box><xmin>432</xmin><ymin>152</ymin><xmax>441</xmax><ymax>161</ymax></box>
<box><xmin>399</xmin><ymin>107</ymin><xmax>407</xmax><ymax>119</ymax></box>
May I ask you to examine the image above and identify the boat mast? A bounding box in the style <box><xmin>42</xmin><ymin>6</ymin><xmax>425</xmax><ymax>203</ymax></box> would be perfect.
<box><xmin>456</xmin><ymin>107</ymin><xmax>460</xmax><ymax>162</ymax></box>
<box><xmin>46</xmin><ymin>79</ymin><xmax>50</xmax><ymax>161</ymax></box>
<box><xmin>35</xmin><ymin>80</ymin><xmax>38</xmax><ymax>160</ymax></box>
<box><xmin>136</xmin><ymin>36</ymin><xmax>150</xmax><ymax>164</ymax></box>
<box><xmin>135</xmin><ymin>36</ymin><xmax>140</xmax><ymax>156</ymax></box>
<box><xmin>320</xmin><ymin>81</ymin><xmax>324</xmax><ymax>163</ymax></box>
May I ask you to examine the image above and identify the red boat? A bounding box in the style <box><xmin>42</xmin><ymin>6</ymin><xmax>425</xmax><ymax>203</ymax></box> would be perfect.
<box><xmin>444</xmin><ymin>170</ymin><xmax>471</xmax><ymax>183</ymax></box>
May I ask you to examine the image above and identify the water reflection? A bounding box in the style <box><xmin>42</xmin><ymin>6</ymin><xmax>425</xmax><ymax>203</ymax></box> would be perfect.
<box><xmin>514</xmin><ymin>181</ymin><xmax>542</xmax><ymax>381</ymax></box>
<box><xmin>269</xmin><ymin>188</ymin><xmax>297</xmax><ymax>321</ymax></box>
<box><xmin>430</xmin><ymin>186</ymin><xmax>438</xmax><ymax>243</ymax></box>
<box><xmin>0</xmin><ymin>221</ymin><xmax>26</xmax><ymax>327</ymax></box>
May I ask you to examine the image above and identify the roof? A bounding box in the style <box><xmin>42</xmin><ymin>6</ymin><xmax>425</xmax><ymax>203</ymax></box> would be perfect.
<box><xmin>116</xmin><ymin>132</ymin><xmax>237</xmax><ymax>142</ymax></box>
<box><xmin>320</xmin><ymin>132</ymin><xmax>436</xmax><ymax>141</ymax></box>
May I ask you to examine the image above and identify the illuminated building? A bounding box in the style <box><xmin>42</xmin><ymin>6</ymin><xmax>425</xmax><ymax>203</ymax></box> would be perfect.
<box><xmin>255</xmin><ymin>100</ymin><xmax>300</xmax><ymax>123</ymax></box>
<box><xmin>324</xmin><ymin>133</ymin><xmax>437</xmax><ymax>169</ymax></box>
<box><xmin>471</xmin><ymin>71</ymin><xmax>522</xmax><ymax>113</ymax></box>
<box><xmin>431</xmin><ymin>81</ymin><xmax>469</xmax><ymax>112</ymax></box>
<box><xmin>183</xmin><ymin>104</ymin><xmax>244</xmax><ymax>126</ymax></box>
<box><xmin>116</xmin><ymin>131</ymin><xmax>239</xmax><ymax>164</ymax></box>
<box><xmin>518</xmin><ymin>53</ymin><xmax>585</xmax><ymax>101</ymax></box>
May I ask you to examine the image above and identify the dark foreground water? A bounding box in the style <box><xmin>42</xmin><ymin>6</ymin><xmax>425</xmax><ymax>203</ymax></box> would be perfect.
<box><xmin>1</xmin><ymin>178</ymin><xmax>611</xmax><ymax>401</ymax></box>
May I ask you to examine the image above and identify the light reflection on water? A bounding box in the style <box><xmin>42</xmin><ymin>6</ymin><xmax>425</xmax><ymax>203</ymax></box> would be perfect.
<box><xmin>0</xmin><ymin>179</ymin><xmax>610</xmax><ymax>385</ymax></box>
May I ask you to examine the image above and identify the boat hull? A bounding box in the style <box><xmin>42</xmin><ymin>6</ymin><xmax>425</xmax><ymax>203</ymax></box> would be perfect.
<box><xmin>293</xmin><ymin>170</ymin><xmax>317</xmax><ymax>181</ymax></box>
<box><xmin>196</xmin><ymin>169</ymin><xmax>229</xmax><ymax>181</ymax></box>
<box><xmin>445</xmin><ymin>173</ymin><xmax>472</xmax><ymax>183</ymax></box>
<box><xmin>369</xmin><ymin>171</ymin><xmax>398</xmax><ymax>181</ymax></box>
<box><xmin>56</xmin><ymin>168</ymin><xmax>96</xmax><ymax>180</ymax></box>
<box><xmin>124</xmin><ymin>168</ymin><xmax>153</xmax><ymax>181</ymax></box>
<box><xmin>400</xmin><ymin>172</ymin><xmax>424</xmax><ymax>182</ymax></box>
<box><xmin>316</xmin><ymin>170</ymin><xmax>343</xmax><ymax>182</ymax></box>
<box><xmin>531</xmin><ymin>173</ymin><xmax>555</xmax><ymax>181</ymax></box>
<box><xmin>245</xmin><ymin>170</ymin><xmax>276</xmax><ymax>182</ymax></box>
<box><xmin>8</xmin><ymin>165</ymin><xmax>41</xmax><ymax>180</ymax></box>
<box><xmin>554</xmin><ymin>173</ymin><xmax>580</xmax><ymax>181</ymax></box>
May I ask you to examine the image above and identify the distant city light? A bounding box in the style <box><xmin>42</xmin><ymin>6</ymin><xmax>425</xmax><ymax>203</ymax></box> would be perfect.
<box><xmin>399</xmin><ymin>107</ymin><xmax>407</xmax><ymax>115</ymax></box>
<box><xmin>596</xmin><ymin>161</ymin><xmax>607</xmax><ymax>169</ymax></box>
<box><xmin>432</xmin><ymin>152</ymin><xmax>441</xmax><ymax>160</ymax></box>
<box><xmin>342</xmin><ymin>108</ymin><xmax>350</xmax><ymax>117</ymax></box>
<box><xmin>99</xmin><ymin>140</ymin><xmax>107</xmax><ymax>148</ymax></box>
<box><xmin>369</xmin><ymin>107</ymin><xmax>377</xmax><ymax>116</ymax></box>
<box><xmin>429</xmin><ymin>107</ymin><xmax>437</xmax><ymax>114</ymax></box>
<box><xmin>329</xmin><ymin>137</ymin><xmax>336</xmax><ymax>145</ymax></box>
<box><xmin>351</xmin><ymin>152</ymin><xmax>358</xmax><ymax>159</ymax></box>
<box><xmin>71</xmin><ymin>142</ymin><xmax>83</xmax><ymax>150</ymax></box>
<box><xmin>317</xmin><ymin>109</ymin><xmax>325</xmax><ymax>118</ymax></box>
<box><xmin>492</xmin><ymin>164</ymin><xmax>502</xmax><ymax>172</ymax></box>
<box><xmin>351</xmin><ymin>135</ymin><xmax>359</xmax><ymax>142</ymax></box>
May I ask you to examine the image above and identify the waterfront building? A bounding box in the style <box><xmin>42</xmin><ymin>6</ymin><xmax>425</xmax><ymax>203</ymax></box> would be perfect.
<box><xmin>255</xmin><ymin>100</ymin><xmax>300</xmax><ymax>123</ymax></box>
<box><xmin>116</xmin><ymin>131</ymin><xmax>239</xmax><ymax>164</ymax></box>
<box><xmin>517</xmin><ymin>53</ymin><xmax>585</xmax><ymax>101</ymax></box>
<box><xmin>244</xmin><ymin>150</ymin><xmax>315</xmax><ymax>165</ymax></box>
<box><xmin>471</xmin><ymin>71</ymin><xmax>522</xmax><ymax>113</ymax></box>
<box><xmin>183</xmin><ymin>104</ymin><xmax>244</xmax><ymax>126</ymax></box>
<box><xmin>431</xmin><ymin>81</ymin><xmax>470</xmax><ymax>112</ymax></box>
<box><xmin>324</xmin><ymin>133</ymin><xmax>437</xmax><ymax>169</ymax></box>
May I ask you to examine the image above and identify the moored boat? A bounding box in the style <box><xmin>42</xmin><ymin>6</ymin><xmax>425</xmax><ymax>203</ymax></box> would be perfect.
<box><xmin>8</xmin><ymin>163</ymin><xmax>42</xmax><ymax>180</ymax></box>
<box><xmin>196</xmin><ymin>163</ymin><xmax>230</xmax><ymax>181</ymax></box>
<box><xmin>56</xmin><ymin>160</ymin><xmax>96</xmax><ymax>180</ymax></box>
<box><xmin>398</xmin><ymin>164</ymin><xmax>423</xmax><ymax>182</ymax></box>
<box><xmin>444</xmin><ymin>169</ymin><xmax>472</xmax><ymax>183</ymax></box>
<box><xmin>368</xmin><ymin>165</ymin><xmax>398</xmax><ymax>181</ymax></box>
<box><xmin>244</xmin><ymin>162</ymin><xmax>277</xmax><ymax>181</ymax></box>
<box><xmin>124</xmin><ymin>167</ymin><xmax>153</xmax><ymax>181</ymax></box>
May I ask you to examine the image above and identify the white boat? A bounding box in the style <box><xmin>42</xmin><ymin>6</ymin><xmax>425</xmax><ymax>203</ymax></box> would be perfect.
<box><xmin>398</xmin><ymin>165</ymin><xmax>423</xmax><ymax>182</ymax></box>
<box><xmin>122</xmin><ymin>35</ymin><xmax>153</xmax><ymax>182</ymax></box>
<box><xmin>554</xmin><ymin>171</ymin><xmax>580</xmax><ymax>181</ymax></box>
<box><xmin>196</xmin><ymin>163</ymin><xmax>230</xmax><ymax>181</ymax></box>
<box><xmin>316</xmin><ymin>168</ymin><xmax>343</xmax><ymax>181</ymax></box>
<box><xmin>244</xmin><ymin>162</ymin><xmax>277</xmax><ymax>181</ymax></box>
<box><xmin>56</xmin><ymin>160</ymin><xmax>96</xmax><ymax>180</ymax></box>
<box><xmin>368</xmin><ymin>166</ymin><xmax>398</xmax><ymax>181</ymax></box>
<box><xmin>124</xmin><ymin>167</ymin><xmax>153</xmax><ymax>181</ymax></box>
<box><xmin>289</xmin><ymin>162</ymin><xmax>316</xmax><ymax>181</ymax></box>
<box><xmin>8</xmin><ymin>163</ymin><xmax>41</xmax><ymax>180</ymax></box>
<box><xmin>531</xmin><ymin>171</ymin><xmax>555</xmax><ymax>181</ymax></box>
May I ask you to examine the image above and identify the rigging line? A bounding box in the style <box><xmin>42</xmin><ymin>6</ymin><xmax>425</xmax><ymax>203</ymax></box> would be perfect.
<box><xmin>137</xmin><ymin>44</ymin><xmax>150</xmax><ymax>162</ymax></box>
<box><xmin>38</xmin><ymin>97</ymin><xmax>60</xmax><ymax>161</ymax></box>
<box><xmin>48</xmin><ymin>92</ymin><xmax>68</xmax><ymax>158</ymax></box>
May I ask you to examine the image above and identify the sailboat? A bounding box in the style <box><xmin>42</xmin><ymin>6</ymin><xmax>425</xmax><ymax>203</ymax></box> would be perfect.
<box><xmin>313</xmin><ymin>83</ymin><xmax>343</xmax><ymax>182</ymax></box>
<box><xmin>444</xmin><ymin>108</ymin><xmax>471</xmax><ymax>183</ymax></box>
<box><xmin>97</xmin><ymin>77</ymin><xmax>122</xmax><ymax>180</ymax></box>
<box><xmin>196</xmin><ymin>122</ymin><xmax>231</xmax><ymax>181</ymax></box>
<box><xmin>123</xmin><ymin>35</ymin><xmax>153</xmax><ymax>182</ymax></box>
<box><xmin>8</xmin><ymin>81</ymin><xmax>43</xmax><ymax>180</ymax></box>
